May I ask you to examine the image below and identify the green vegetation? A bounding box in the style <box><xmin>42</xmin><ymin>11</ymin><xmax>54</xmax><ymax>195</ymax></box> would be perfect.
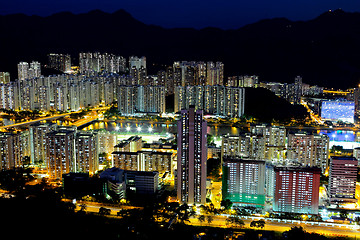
<box><xmin>69</xmin><ymin>109</ymin><xmax>90</xmax><ymax>119</ymax></box>
<box><xmin>250</xmin><ymin>219</ymin><xmax>265</xmax><ymax>229</ymax></box>
<box><xmin>220</xmin><ymin>199</ymin><xmax>233</xmax><ymax>210</ymax></box>
<box><xmin>207</xmin><ymin>134</ymin><xmax>216</xmax><ymax>146</ymax></box>
<box><xmin>226</xmin><ymin>215</ymin><xmax>245</xmax><ymax>228</ymax></box>
<box><xmin>320</xmin><ymin>174</ymin><xmax>329</xmax><ymax>185</ymax></box>
<box><xmin>244</xmin><ymin>87</ymin><xmax>309</xmax><ymax>124</ymax></box>
<box><xmin>207</xmin><ymin>158</ymin><xmax>221</xmax><ymax>180</ymax></box>
<box><xmin>103</xmin><ymin>104</ymin><xmax>119</xmax><ymax>118</ymax></box>
<box><xmin>0</xmin><ymin>109</ymin><xmax>41</xmax><ymax>122</ymax></box>
<box><xmin>284</xmin><ymin>226</ymin><xmax>329</xmax><ymax>240</ymax></box>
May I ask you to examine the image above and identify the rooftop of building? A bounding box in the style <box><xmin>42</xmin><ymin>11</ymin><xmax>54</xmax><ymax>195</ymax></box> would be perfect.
<box><xmin>112</xmin><ymin>151</ymin><xmax>139</xmax><ymax>155</ymax></box>
<box><xmin>223</xmin><ymin>157</ymin><xmax>266</xmax><ymax>164</ymax></box>
<box><xmin>114</xmin><ymin>141</ymin><xmax>130</xmax><ymax>148</ymax></box>
<box><xmin>274</xmin><ymin>165</ymin><xmax>322</xmax><ymax>173</ymax></box>
<box><xmin>331</xmin><ymin>156</ymin><xmax>357</xmax><ymax>161</ymax></box>
<box><xmin>111</xmin><ymin>150</ymin><xmax>173</xmax><ymax>156</ymax></box>
<box><xmin>100</xmin><ymin>167</ymin><xmax>159</xmax><ymax>178</ymax></box>
<box><xmin>76</xmin><ymin>132</ymin><xmax>94</xmax><ymax>137</ymax></box>
<box><xmin>128</xmin><ymin>135</ymin><xmax>142</xmax><ymax>142</ymax></box>
<box><xmin>125</xmin><ymin>170</ymin><xmax>159</xmax><ymax>177</ymax></box>
<box><xmin>47</xmin><ymin>129</ymin><xmax>76</xmax><ymax>136</ymax></box>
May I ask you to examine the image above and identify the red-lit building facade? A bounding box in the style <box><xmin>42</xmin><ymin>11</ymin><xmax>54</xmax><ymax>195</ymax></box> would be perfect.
<box><xmin>273</xmin><ymin>166</ymin><xmax>321</xmax><ymax>214</ymax></box>
<box><xmin>329</xmin><ymin>156</ymin><xmax>357</xmax><ymax>203</ymax></box>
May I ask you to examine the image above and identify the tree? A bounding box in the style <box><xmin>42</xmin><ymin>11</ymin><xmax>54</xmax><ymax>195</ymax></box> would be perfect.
<box><xmin>79</xmin><ymin>203</ymin><xmax>87</xmax><ymax>212</ymax></box>
<box><xmin>198</xmin><ymin>215</ymin><xmax>206</xmax><ymax>225</ymax></box>
<box><xmin>206</xmin><ymin>215</ymin><xmax>213</xmax><ymax>224</ymax></box>
<box><xmin>99</xmin><ymin>207</ymin><xmax>111</xmax><ymax>216</ymax></box>
<box><xmin>283</xmin><ymin>226</ymin><xmax>328</xmax><ymax>240</ymax></box>
<box><xmin>207</xmin><ymin>158</ymin><xmax>221</xmax><ymax>179</ymax></box>
<box><xmin>176</xmin><ymin>203</ymin><xmax>195</xmax><ymax>224</ymax></box>
<box><xmin>250</xmin><ymin>219</ymin><xmax>265</xmax><ymax>229</ymax></box>
<box><xmin>235</xmin><ymin>207</ymin><xmax>250</xmax><ymax>216</ymax></box>
<box><xmin>250</xmin><ymin>220</ymin><xmax>256</xmax><ymax>228</ymax></box>
<box><xmin>257</xmin><ymin>219</ymin><xmax>265</xmax><ymax>229</ymax></box>
<box><xmin>22</xmin><ymin>156</ymin><xmax>31</xmax><ymax>168</ymax></box>
<box><xmin>339</xmin><ymin>210</ymin><xmax>348</xmax><ymax>219</ymax></box>
<box><xmin>207</xmin><ymin>134</ymin><xmax>215</xmax><ymax>146</ymax></box>
<box><xmin>221</xmin><ymin>199</ymin><xmax>233</xmax><ymax>210</ymax></box>
<box><xmin>330</xmin><ymin>145</ymin><xmax>343</xmax><ymax>154</ymax></box>
<box><xmin>226</xmin><ymin>216</ymin><xmax>244</xmax><ymax>228</ymax></box>
<box><xmin>285</xmin><ymin>226</ymin><xmax>306</xmax><ymax>239</ymax></box>
<box><xmin>309</xmin><ymin>215</ymin><xmax>322</xmax><ymax>222</ymax></box>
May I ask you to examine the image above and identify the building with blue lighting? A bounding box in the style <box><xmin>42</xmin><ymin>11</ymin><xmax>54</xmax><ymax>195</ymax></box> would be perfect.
<box><xmin>321</xmin><ymin>100</ymin><xmax>355</xmax><ymax>123</ymax></box>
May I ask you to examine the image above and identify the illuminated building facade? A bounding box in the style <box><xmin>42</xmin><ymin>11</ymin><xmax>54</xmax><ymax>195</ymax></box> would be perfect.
<box><xmin>29</xmin><ymin>123</ymin><xmax>58</xmax><ymax>165</ymax></box>
<box><xmin>46</xmin><ymin>129</ymin><xmax>76</xmax><ymax>180</ymax></box>
<box><xmin>273</xmin><ymin>166</ymin><xmax>320</xmax><ymax>214</ymax></box>
<box><xmin>174</xmin><ymin>85</ymin><xmax>245</xmax><ymax>117</ymax></box>
<box><xmin>0</xmin><ymin>132</ymin><xmax>23</xmax><ymax>170</ymax></box>
<box><xmin>321</xmin><ymin>100</ymin><xmax>355</xmax><ymax>123</ymax></box>
<box><xmin>111</xmin><ymin>151</ymin><xmax>174</xmax><ymax>175</ymax></box>
<box><xmin>287</xmin><ymin>132</ymin><xmax>329</xmax><ymax>173</ymax></box>
<box><xmin>17</xmin><ymin>62</ymin><xmax>29</xmax><ymax>80</ymax></box>
<box><xmin>177</xmin><ymin>106</ymin><xmax>207</xmax><ymax>204</ymax></box>
<box><xmin>329</xmin><ymin>156</ymin><xmax>357</xmax><ymax>203</ymax></box>
<box><xmin>48</xmin><ymin>53</ymin><xmax>71</xmax><ymax>72</ymax></box>
<box><xmin>221</xmin><ymin>134</ymin><xmax>265</xmax><ymax>161</ymax></box>
<box><xmin>117</xmin><ymin>85</ymin><xmax>165</xmax><ymax>115</ymax></box>
<box><xmin>250</xmin><ymin>124</ymin><xmax>286</xmax><ymax>161</ymax></box>
<box><xmin>79</xmin><ymin>52</ymin><xmax>126</xmax><ymax>74</ymax></box>
<box><xmin>222</xmin><ymin>157</ymin><xmax>266</xmax><ymax>207</ymax></box>
<box><xmin>75</xmin><ymin>132</ymin><xmax>98</xmax><ymax>175</ymax></box>
<box><xmin>0</xmin><ymin>72</ymin><xmax>10</xmax><ymax>83</ymax></box>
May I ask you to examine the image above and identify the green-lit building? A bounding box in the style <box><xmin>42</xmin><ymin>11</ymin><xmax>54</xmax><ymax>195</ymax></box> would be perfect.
<box><xmin>222</xmin><ymin>158</ymin><xmax>266</xmax><ymax>207</ymax></box>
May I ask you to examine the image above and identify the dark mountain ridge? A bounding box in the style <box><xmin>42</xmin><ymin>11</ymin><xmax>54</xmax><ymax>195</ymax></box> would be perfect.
<box><xmin>1</xmin><ymin>9</ymin><xmax>360</xmax><ymax>88</ymax></box>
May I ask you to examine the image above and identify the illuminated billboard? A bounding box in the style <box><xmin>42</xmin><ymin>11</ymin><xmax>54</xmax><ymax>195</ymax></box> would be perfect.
<box><xmin>321</xmin><ymin>100</ymin><xmax>354</xmax><ymax>123</ymax></box>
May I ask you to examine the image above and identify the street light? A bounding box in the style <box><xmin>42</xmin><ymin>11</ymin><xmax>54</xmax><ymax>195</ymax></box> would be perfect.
<box><xmin>126</xmin><ymin>126</ymin><xmax>131</xmax><ymax>131</ymax></box>
<box><xmin>332</xmin><ymin>134</ymin><xmax>336</xmax><ymax>141</ymax></box>
<box><xmin>148</xmin><ymin>127</ymin><xmax>153</xmax><ymax>132</ymax></box>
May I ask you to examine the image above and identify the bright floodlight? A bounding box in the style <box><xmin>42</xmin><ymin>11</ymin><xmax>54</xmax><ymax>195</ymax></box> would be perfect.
<box><xmin>137</xmin><ymin>126</ymin><xmax>141</xmax><ymax>132</ymax></box>
<box><xmin>115</xmin><ymin>126</ymin><xmax>120</xmax><ymax>131</ymax></box>
<box><xmin>148</xmin><ymin>127</ymin><xmax>153</xmax><ymax>132</ymax></box>
<box><xmin>126</xmin><ymin>126</ymin><xmax>131</xmax><ymax>131</ymax></box>
<box><xmin>332</xmin><ymin>134</ymin><xmax>336</xmax><ymax>138</ymax></box>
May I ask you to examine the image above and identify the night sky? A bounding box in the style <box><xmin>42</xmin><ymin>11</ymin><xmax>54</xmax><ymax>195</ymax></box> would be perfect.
<box><xmin>2</xmin><ymin>0</ymin><xmax>360</xmax><ymax>29</ymax></box>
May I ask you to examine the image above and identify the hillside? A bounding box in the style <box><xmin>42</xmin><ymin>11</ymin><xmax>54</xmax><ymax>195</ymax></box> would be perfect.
<box><xmin>1</xmin><ymin>9</ymin><xmax>360</xmax><ymax>88</ymax></box>
<box><xmin>244</xmin><ymin>88</ymin><xmax>309</xmax><ymax>122</ymax></box>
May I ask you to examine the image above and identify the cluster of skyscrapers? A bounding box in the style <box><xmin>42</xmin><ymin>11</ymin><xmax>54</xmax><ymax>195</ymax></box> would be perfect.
<box><xmin>48</xmin><ymin>53</ymin><xmax>72</xmax><ymax>73</ymax></box>
<box><xmin>220</xmin><ymin>124</ymin><xmax>332</xmax><ymax>214</ymax></box>
<box><xmin>79</xmin><ymin>52</ymin><xmax>127</xmax><ymax>74</ymax></box>
<box><xmin>0</xmin><ymin>122</ymin><xmax>176</xmax><ymax>183</ymax></box>
<box><xmin>260</xmin><ymin>76</ymin><xmax>322</xmax><ymax>104</ymax></box>
<box><xmin>0</xmin><ymin>73</ymin><xmax>120</xmax><ymax>112</ymax></box>
<box><xmin>3</xmin><ymin>52</ymin><xmax>360</xmax><ymax>219</ymax></box>
<box><xmin>3</xmin><ymin>55</ymin><xmax>234</xmax><ymax>117</ymax></box>
<box><xmin>175</xmin><ymin>85</ymin><xmax>245</xmax><ymax>117</ymax></box>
